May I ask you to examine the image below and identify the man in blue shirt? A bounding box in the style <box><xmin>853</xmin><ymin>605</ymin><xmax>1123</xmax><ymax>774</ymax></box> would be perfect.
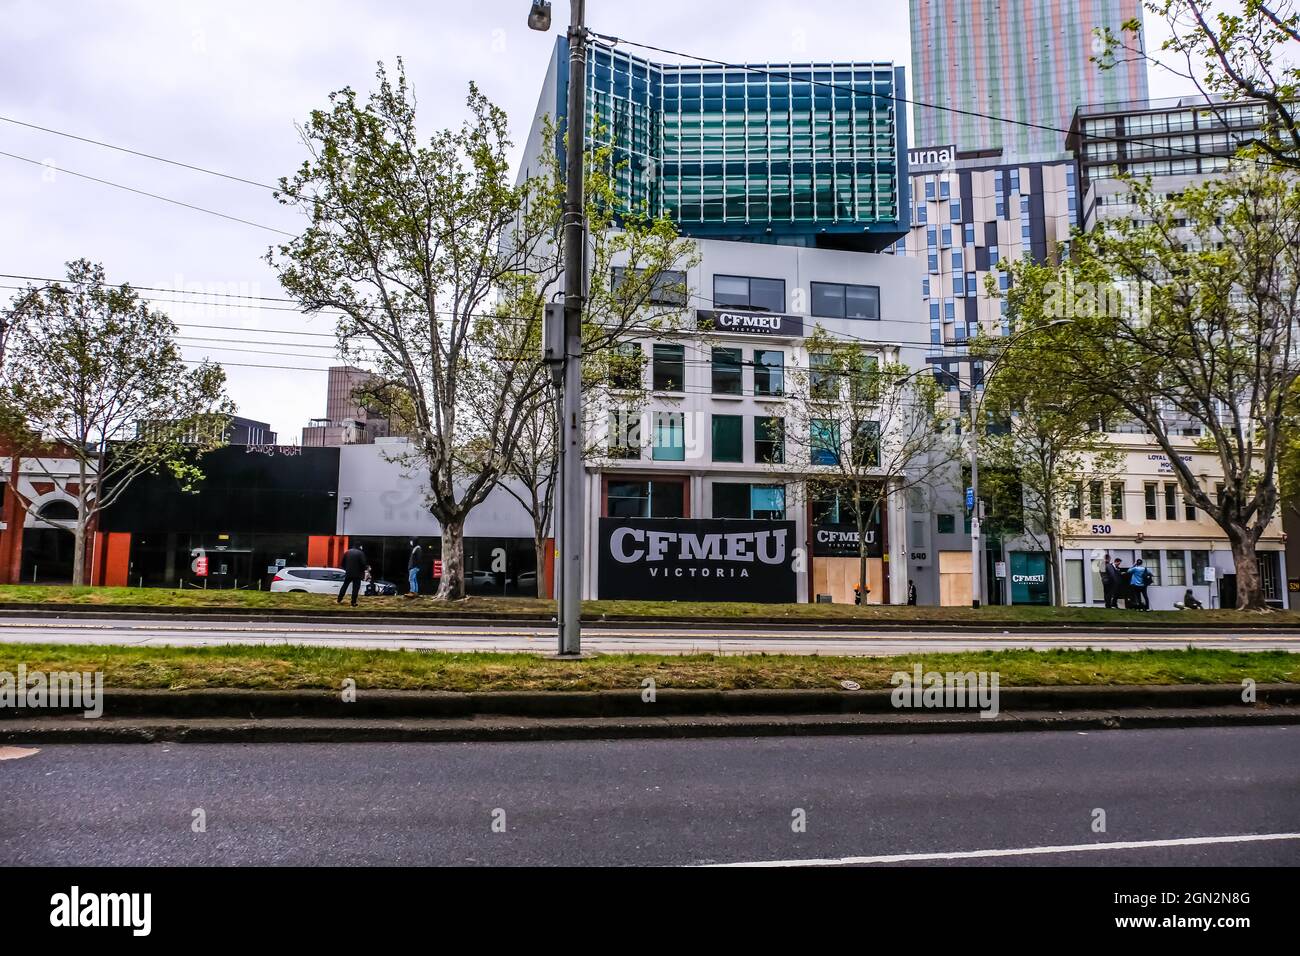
<box><xmin>1128</xmin><ymin>559</ymin><xmax>1152</xmax><ymax>611</ymax></box>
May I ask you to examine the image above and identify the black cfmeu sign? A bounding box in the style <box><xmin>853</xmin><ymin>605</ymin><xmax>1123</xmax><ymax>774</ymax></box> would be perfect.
<box><xmin>598</xmin><ymin>518</ymin><xmax>797</xmax><ymax>602</ymax></box>
<box><xmin>696</xmin><ymin>310</ymin><xmax>804</xmax><ymax>338</ymax></box>
<box><xmin>813</xmin><ymin>520</ymin><xmax>884</xmax><ymax>558</ymax></box>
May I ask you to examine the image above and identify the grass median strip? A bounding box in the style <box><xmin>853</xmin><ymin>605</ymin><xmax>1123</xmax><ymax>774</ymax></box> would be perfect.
<box><xmin>0</xmin><ymin>643</ymin><xmax>1296</xmax><ymax>692</ymax></box>
<box><xmin>3</xmin><ymin>585</ymin><xmax>1297</xmax><ymax>625</ymax></box>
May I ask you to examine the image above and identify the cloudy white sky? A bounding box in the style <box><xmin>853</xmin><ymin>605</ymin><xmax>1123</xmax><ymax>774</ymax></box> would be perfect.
<box><xmin>0</xmin><ymin>1</ymin><xmax>1191</xmax><ymax>442</ymax></box>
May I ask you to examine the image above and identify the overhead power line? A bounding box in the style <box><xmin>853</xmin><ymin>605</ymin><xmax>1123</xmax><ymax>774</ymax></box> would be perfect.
<box><xmin>0</xmin><ymin>114</ymin><xmax>279</xmax><ymax>192</ymax></box>
<box><xmin>0</xmin><ymin>149</ymin><xmax>296</xmax><ymax>236</ymax></box>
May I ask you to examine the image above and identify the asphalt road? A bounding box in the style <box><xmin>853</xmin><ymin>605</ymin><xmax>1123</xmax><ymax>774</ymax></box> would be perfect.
<box><xmin>2</xmin><ymin>726</ymin><xmax>1298</xmax><ymax>866</ymax></box>
<box><xmin>1</xmin><ymin>616</ymin><xmax>1299</xmax><ymax>655</ymax></box>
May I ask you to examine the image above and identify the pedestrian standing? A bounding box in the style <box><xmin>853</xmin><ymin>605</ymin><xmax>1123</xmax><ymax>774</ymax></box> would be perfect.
<box><xmin>337</xmin><ymin>543</ymin><xmax>368</xmax><ymax>608</ymax></box>
<box><xmin>907</xmin><ymin>581</ymin><xmax>917</xmax><ymax>606</ymax></box>
<box><xmin>1113</xmin><ymin>558</ymin><xmax>1129</xmax><ymax>609</ymax></box>
<box><xmin>1100</xmin><ymin>552</ymin><xmax>1116</xmax><ymax>608</ymax></box>
<box><xmin>407</xmin><ymin>539</ymin><xmax>423</xmax><ymax>595</ymax></box>
<box><xmin>1129</xmin><ymin>559</ymin><xmax>1152</xmax><ymax>611</ymax></box>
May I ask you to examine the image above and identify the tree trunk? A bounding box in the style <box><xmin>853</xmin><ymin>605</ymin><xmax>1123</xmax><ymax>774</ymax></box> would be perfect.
<box><xmin>435</xmin><ymin>517</ymin><xmax>467</xmax><ymax>601</ymax></box>
<box><xmin>72</xmin><ymin>513</ymin><xmax>87</xmax><ymax>588</ymax></box>
<box><xmin>1227</xmin><ymin>529</ymin><xmax>1266</xmax><ymax>610</ymax></box>
<box><xmin>1046</xmin><ymin>527</ymin><xmax>1062</xmax><ymax>607</ymax></box>
<box><xmin>72</xmin><ymin>461</ymin><xmax>89</xmax><ymax>587</ymax></box>
<box><xmin>533</xmin><ymin>533</ymin><xmax>547</xmax><ymax>600</ymax></box>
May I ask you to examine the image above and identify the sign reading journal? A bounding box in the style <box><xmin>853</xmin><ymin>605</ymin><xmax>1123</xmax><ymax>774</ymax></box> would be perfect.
<box><xmin>598</xmin><ymin>518</ymin><xmax>798</xmax><ymax>603</ymax></box>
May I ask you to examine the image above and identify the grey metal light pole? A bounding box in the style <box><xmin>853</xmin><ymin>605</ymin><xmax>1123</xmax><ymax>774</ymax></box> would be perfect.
<box><xmin>531</xmin><ymin>0</ymin><xmax>587</xmax><ymax>656</ymax></box>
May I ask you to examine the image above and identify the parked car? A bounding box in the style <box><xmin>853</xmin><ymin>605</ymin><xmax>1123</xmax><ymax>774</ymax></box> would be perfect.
<box><xmin>517</xmin><ymin>570</ymin><xmax>537</xmax><ymax>593</ymax></box>
<box><xmin>269</xmin><ymin>567</ymin><xmax>349</xmax><ymax>594</ymax></box>
<box><xmin>465</xmin><ymin>569</ymin><xmax>498</xmax><ymax>589</ymax></box>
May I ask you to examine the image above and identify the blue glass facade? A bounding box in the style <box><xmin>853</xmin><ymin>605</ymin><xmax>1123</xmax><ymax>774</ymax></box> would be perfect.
<box><xmin>554</xmin><ymin>40</ymin><xmax>910</xmax><ymax>251</ymax></box>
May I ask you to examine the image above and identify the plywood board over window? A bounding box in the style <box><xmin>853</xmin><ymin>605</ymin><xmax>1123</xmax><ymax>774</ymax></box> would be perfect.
<box><xmin>939</xmin><ymin>550</ymin><xmax>973</xmax><ymax>607</ymax></box>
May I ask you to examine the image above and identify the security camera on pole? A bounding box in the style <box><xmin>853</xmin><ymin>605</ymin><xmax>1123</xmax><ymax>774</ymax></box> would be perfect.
<box><xmin>532</xmin><ymin>0</ymin><xmax>587</xmax><ymax>657</ymax></box>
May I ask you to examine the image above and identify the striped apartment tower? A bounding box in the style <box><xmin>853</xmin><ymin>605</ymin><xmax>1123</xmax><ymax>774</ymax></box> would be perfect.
<box><xmin>910</xmin><ymin>0</ymin><xmax>1150</xmax><ymax>160</ymax></box>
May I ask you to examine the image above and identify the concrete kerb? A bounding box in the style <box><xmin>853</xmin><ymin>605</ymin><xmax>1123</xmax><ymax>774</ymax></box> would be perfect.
<box><xmin>3</xmin><ymin>683</ymin><xmax>1297</xmax><ymax>721</ymax></box>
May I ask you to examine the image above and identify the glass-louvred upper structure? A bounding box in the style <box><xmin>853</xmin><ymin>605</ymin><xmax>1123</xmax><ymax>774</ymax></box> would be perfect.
<box><xmin>550</xmin><ymin>40</ymin><xmax>909</xmax><ymax>252</ymax></box>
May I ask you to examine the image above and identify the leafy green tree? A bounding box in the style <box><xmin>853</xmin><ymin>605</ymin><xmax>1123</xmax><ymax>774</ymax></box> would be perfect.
<box><xmin>783</xmin><ymin>330</ymin><xmax>955</xmax><ymax>604</ymax></box>
<box><xmin>1000</xmin><ymin>168</ymin><xmax>1300</xmax><ymax>608</ymax></box>
<box><xmin>1</xmin><ymin>260</ymin><xmax>231</xmax><ymax>586</ymax></box>
<box><xmin>973</xmin><ymin>324</ymin><xmax>1125</xmax><ymax>606</ymax></box>
<box><xmin>1098</xmin><ymin>1</ymin><xmax>1299</xmax><ymax>166</ymax></box>
<box><xmin>271</xmin><ymin>63</ymin><xmax>693</xmax><ymax>599</ymax></box>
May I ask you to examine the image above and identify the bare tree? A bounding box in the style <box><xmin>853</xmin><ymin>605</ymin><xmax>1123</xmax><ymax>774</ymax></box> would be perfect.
<box><xmin>782</xmin><ymin>330</ymin><xmax>955</xmax><ymax>604</ymax></box>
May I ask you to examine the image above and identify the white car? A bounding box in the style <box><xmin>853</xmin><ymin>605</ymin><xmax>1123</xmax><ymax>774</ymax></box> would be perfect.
<box><xmin>270</xmin><ymin>567</ymin><xmax>349</xmax><ymax>593</ymax></box>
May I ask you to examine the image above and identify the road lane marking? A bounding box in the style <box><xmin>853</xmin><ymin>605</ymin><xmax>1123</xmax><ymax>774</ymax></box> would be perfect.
<box><xmin>0</xmin><ymin>746</ymin><xmax>40</xmax><ymax>761</ymax></box>
<box><xmin>709</xmin><ymin>831</ymin><xmax>1300</xmax><ymax>867</ymax></box>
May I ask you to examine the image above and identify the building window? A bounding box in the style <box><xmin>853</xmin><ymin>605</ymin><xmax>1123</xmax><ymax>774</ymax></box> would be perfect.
<box><xmin>755</xmin><ymin>416</ymin><xmax>785</xmax><ymax>464</ymax></box>
<box><xmin>1185</xmin><ymin>490</ymin><xmax>1198</xmax><ymax>521</ymax></box>
<box><xmin>950</xmin><ymin>199</ymin><xmax>962</xmax><ymax>222</ymax></box>
<box><xmin>652</xmin><ymin>343</ymin><xmax>685</xmax><ymax>392</ymax></box>
<box><xmin>937</xmin><ymin>513</ymin><xmax>956</xmax><ymax>534</ymax></box>
<box><xmin>607</xmin><ymin>479</ymin><xmax>685</xmax><ymax>519</ymax></box>
<box><xmin>606</xmin><ymin>409</ymin><xmax>641</xmax><ymax>459</ymax></box>
<box><xmin>1167</xmin><ymin>550</ymin><xmax>1187</xmax><ymax>586</ymax></box>
<box><xmin>849</xmin><ymin>355</ymin><xmax>880</xmax><ymax>404</ymax></box>
<box><xmin>939</xmin><ymin>180</ymin><xmax>950</xmax><ymax>199</ymax></box>
<box><xmin>1110</xmin><ymin>481</ymin><xmax>1125</xmax><ymax>520</ymax></box>
<box><xmin>810</xmin><ymin>354</ymin><xmax>838</xmax><ymax>400</ymax></box>
<box><xmin>941</xmin><ymin>226</ymin><xmax>952</xmax><ymax>247</ymax></box>
<box><xmin>811</xmin><ymin>419</ymin><xmax>840</xmax><ymax>466</ymax></box>
<box><xmin>952</xmin><ymin>249</ymin><xmax>964</xmax><ymax>272</ymax></box>
<box><xmin>1145</xmin><ymin>482</ymin><xmax>1159</xmax><ymax>520</ymax></box>
<box><xmin>1088</xmin><ymin>480</ymin><xmax>1104</xmax><ymax>520</ymax></box>
<box><xmin>1141</xmin><ymin>550</ymin><xmax>1163</xmax><ymax>585</ymax></box>
<box><xmin>1069</xmin><ymin>482</ymin><xmax>1083</xmax><ymax>520</ymax></box>
<box><xmin>652</xmin><ymin>411</ymin><xmax>685</xmax><ymax>461</ymax></box>
<box><xmin>928</xmin><ymin>253</ymin><xmax>939</xmax><ymax>273</ymax></box>
<box><xmin>611</xmin><ymin>267</ymin><xmax>687</xmax><ymax>306</ymax></box>
<box><xmin>810</xmin><ymin>282</ymin><xmax>881</xmax><ymax>320</ymax></box>
<box><xmin>712</xmin><ymin>414</ymin><xmax>743</xmax><ymax>463</ymax></box>
<box><xmin>917</xmin><ymin>204</ymin><xmax>928</xmax><ymax>223</ymax></box>
<box><xmin>713</xmin><ymin>483</ymin><xmax>786</xmax><ymax>520</ymax></box>
<box><xmin>925</xmin><ymin>180</ymin><xmax>935</xmax><ymax>200</ymax></box>
<box><xmin>608</xmin><ymin>341</ymin><xmax>642</xmax><ymax>390</ymax></box>
<box><xmin>1165</xmin><ymin>482</ymin><xmax>1178</xmax><ymax>521</ymax></box>
<box><xmin>711</xmin><ymin>347</ymin><xmax>743</xmax><ymax>395</ymax></box>
<box><xmin>754</xmin><ymin>349</ymin><xmax>784</xmax><ymax>396</ymax></box>
<box><xmin>714</xmin><ymin>274</ymin><xmax>785</xmax><ymax>312</ymax></box>
<box><xmin>964</xmin><ymin>223</ymin><xmax>975</xmax><ymax>245</ymax></box>
<box><xmin>852</xmin><ymin>421</ymin><xmax>880</xmax><ymax>467</ymax></box>
<box><xmin>1191</xmin><ymin>550</ymin><xmax>1210</xmax><ymax>585</ymax></box>
<box><xmin>966</xmin><ymin>272</ymin><xmax>977</xmax><ymax>296</ymax></box>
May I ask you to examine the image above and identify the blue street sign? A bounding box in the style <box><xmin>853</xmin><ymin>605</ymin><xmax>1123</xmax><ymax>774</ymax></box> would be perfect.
<box><xmin>965</xmin><ymin>488</ymin><xmax>974</xmax><ymax>511</ymax></box>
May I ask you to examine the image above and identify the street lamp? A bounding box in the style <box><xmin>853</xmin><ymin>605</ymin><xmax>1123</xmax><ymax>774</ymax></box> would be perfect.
<box><xmin>527</xmin><ymin>1</ymin><xmax>552</xmax><ymax>31</ymax></box>
<box><xmin>529</xmin><ymin>0</ymin><xmax>588</xmax><ymax>657</ymax></box>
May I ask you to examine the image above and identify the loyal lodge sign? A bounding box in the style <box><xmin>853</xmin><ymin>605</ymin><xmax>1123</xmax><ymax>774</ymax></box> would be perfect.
<box><xmin>597</xmin><ymin>518</ymin><xmax>798</xmax><ymax>602</ymax></box>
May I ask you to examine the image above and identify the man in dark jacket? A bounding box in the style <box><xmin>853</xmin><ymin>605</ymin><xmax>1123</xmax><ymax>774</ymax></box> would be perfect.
<box><xmin>338</xmin><ymin>544</ymin><xmax>368</xmax><ymax>607</ymax></box>
<box><xmin>1100</xmin><ymin>553</ymin><xmax>1117</xmax><ymax>608</ymax></box>
<box><xmin>1112</xmin><ymin>558</ymin><xmax>1129</xmax><ymax>608</ymax></box>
